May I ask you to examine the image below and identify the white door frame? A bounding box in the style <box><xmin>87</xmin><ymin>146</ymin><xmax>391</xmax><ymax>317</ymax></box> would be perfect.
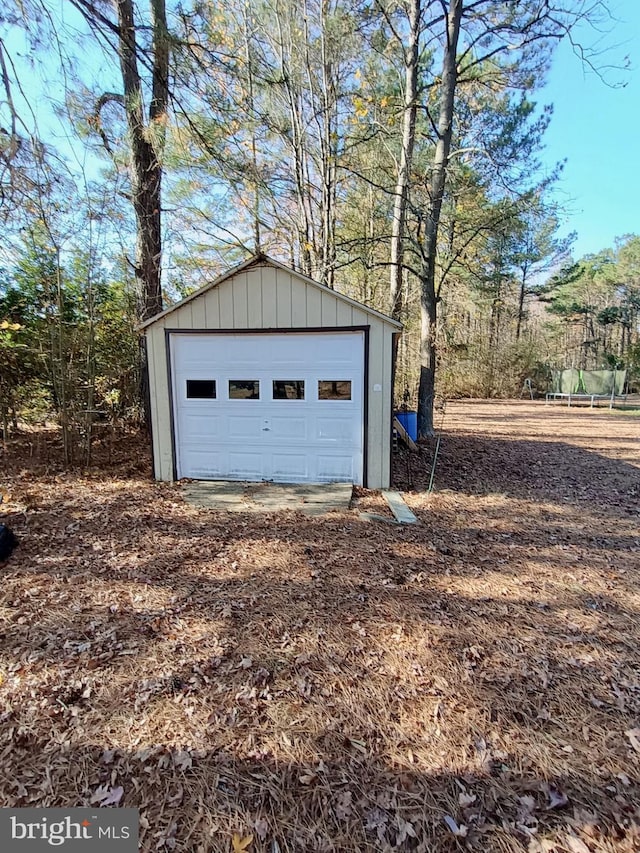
<box><xmin>167</xmin><ymin>328</ymin><xmax>369</xmax><ymax>484</ymax></box>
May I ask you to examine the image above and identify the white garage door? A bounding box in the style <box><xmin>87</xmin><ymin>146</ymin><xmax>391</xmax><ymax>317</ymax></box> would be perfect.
<box><xmin>170</xmin><ymin>332</ymin><xmax>364</xmax><ymax>484</ymax></box>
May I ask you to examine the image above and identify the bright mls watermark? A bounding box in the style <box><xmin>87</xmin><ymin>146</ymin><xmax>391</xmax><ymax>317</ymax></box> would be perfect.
<box><xmin>0</xmin><ymin>809</ymin><xmax>138</xmax><ymax>851</ymax></box>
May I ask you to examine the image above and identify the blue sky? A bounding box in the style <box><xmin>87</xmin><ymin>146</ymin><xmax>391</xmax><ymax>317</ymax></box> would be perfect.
<box><xmin>538</xmin><ymin>0</ymin><xmax>640</xmax><ymax>258</ymax></box>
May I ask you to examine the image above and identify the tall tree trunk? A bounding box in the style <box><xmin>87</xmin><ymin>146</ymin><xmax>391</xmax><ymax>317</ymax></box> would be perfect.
<box><xmin>516</xmin><ymin>269</ymin><xmax>527</xmax><ymax>341</ymax></box>
<box><xmin>289</xmin><ymin>84</ymin><xmax>314</xmax><ymax>276</ymax></box>
<box><xmin>115</xmin><ymin>0</ymin><xmax>167</xmax><ymax>323</ymax></box>
<box><xmin>54</xmin><ymin>246</ymin><xmax>71</xmax><ymax>464</ymax></box>
<box><xmin>100</xmin><ymin>0</ymin><xmax>169</xmax><ymax>426</ymax></box>
<box><xmin>319</xmin><ymin>79</ymin><xmax>337</xmax><ymax>290</ymax></box>
<box><xmin>272</xmin><ymin>4</ymin><xmax>316</xmax><ymax>276</ymax></box>
<box><xmin>242</xmin><ymin>1</ymin><xmax>261</xmax><ymax>254</ymax></box>
<box><xmin>300</xmin><ymin>0</ymin><xmax>338</xmax><ymax>288</ymax></box>
<box><xmin>417</xmin><ymin>0</ymin><xmax>461</xmax><ymax>439</ymax></box>
<box><xmin>320</xmin><ymin>0</ymin><xmax>335</xmax><ymax>289</ymax></box>
<box><xmin>389</xmin><ymin>0</ymin><xmax>420</xmax><ymax>320</ymax></box>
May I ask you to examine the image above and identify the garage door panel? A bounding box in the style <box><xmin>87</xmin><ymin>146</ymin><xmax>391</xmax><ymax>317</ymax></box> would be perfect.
<box><xmin>271</xmin><ymin>453</ymin><xmax>309</xmax><ymax>481</ymax></box>
<box><xmin>268</xmin><ymin>416</ymin><xmax>308</xmax><ymax>440</ymax></box>
<box><xmin>183</xmin><ymin>413</ymin><xmax>221</xmax><ymax>439</ymax></box>
<box><xmin>316</xmin><ymin>455</ymin><xmax>355</xmax><ymax>482</ymax></box>
<box><xmin>181</xmin><ymin>450</ymin><xmax>224</xmax><ymax>479</ymax></box>
<box><xmin>171</xmin><ymin>332</ymin><xmax>364</xmax><ymax>483</ymax></box>
<box><xmin>227</xmin><ymin>415</ymin><xmax>263</xmax><ymax>438</ymax></box>
<box><xmin>227</xmin><ymin>451</ymin><xmax>264</xmax><ymax>479</ymax></box>
<box><xmin>316</xmin><ymin>416</ymin><xmax>358</xmax><ymax>442</ymax></box>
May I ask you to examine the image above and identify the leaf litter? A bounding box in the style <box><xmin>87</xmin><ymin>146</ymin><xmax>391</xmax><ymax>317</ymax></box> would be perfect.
<box><xmin>0</xmin><ymin>401</ymin><xmax>639</xmax><ymax>851</ymax></box>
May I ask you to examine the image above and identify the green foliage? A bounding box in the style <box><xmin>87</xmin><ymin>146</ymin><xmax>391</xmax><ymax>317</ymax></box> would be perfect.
<box><xmin>626</xmin><ymin>342</ymin><xmax>640</xmax><ymax>390</ymax></box>
<box><xmin>0</xmin><ymin>317</ymin><xmax>38</xmax><ymax>435</ymax></box>
<box><xmin>537</xmin><ymin>237</ymin><xmax>639</xmax><ymax>374</ymax></box>
<box><xmin>0</xmin><ymin>226</ymin><xmax>140</xmax><ymax>440</ymax></box>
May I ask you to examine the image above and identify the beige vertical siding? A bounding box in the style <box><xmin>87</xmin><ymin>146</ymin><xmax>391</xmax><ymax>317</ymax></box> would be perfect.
<box><xmin>232</xmin><ymin>272</ymin><xmax>249</xmax><ymax>327</ymax></box>
<box><xmin>365</xmin><ymin>319</ymin><xmax>384</xmax><ymax>488</ymax></box>
<box><xmin>203</xmin><ymin>288</ymin><xmax>220</xmax><ymax>327</ymax></box>
<box><xmin>291</xmin><ymin>280</ymin><xmax>307</xmax><ymax>326</ymax></box>
<box><xmin>305</xmin><ymin>282</ymin><xmax>322</xmax><ymax>324</ymax></box>
<box><xmin>146</xmin><ymin>323</ymin><xmax>173</xmax><ymax>480</ymax></box>
<box><xmin>191</xmin><ymin>294</ymin><xmax>205</xmax><ymax>327</ymax></box>
<box><xmin>261</xmin><ymin>265</ymin><xmax>277</xmax><ymax>327</ymax></box>
<box><xmin>352</xmin><ymin>307</ymin><xmax>369</xmax><ymax>326</ymax></box>
<box><xmin>276</xmin><ymin>269</ymin><xmax>292</xmax><ymax>326</ymax></box>
<box><xmin>336</xmin><ymin>300</ymin><xmax>353</xmax><ymax>326</ymax></box>
<box><xmin>219</xmin><ymin>277</ymin><xmax>234</xmax><ymax>327</ymax></box>
<box><xmin>321</xmin><ymin>291</ymin><xmax>337</xmax><ymax>326</ymax></box>
<box><xmin>145</xmin><ymin>263</ymin><xmax>400</xmax><ymax>487</ymax></box>
<box><xmin>247</xmin><ymin>272</ymin><xmax>262</xmax><ymax>328</ymax></box>
<box><xmin>381</xmin><ymin>325</ymin><xmax>394</xmax><ymax>488</ymax></box>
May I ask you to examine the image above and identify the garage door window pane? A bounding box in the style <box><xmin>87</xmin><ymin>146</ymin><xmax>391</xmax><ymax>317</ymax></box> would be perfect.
<box><xmin>273</xmin><ymin>380</ymin><xmax>305</xmax><ymax>400</ymax></box>
<box><xmin>318</xmin><ymin>380</ymin><xmax>351</xmax><ymax>400</ymax></box>
<box><xmin>229</xmin><ymin>380</ymin><xmax>260</xmax><ymax>399</ymax></box>
<box><xmin>186</xmin><ymin>380</ymin><xmax>216</xmax><ymax>399</ymax></box>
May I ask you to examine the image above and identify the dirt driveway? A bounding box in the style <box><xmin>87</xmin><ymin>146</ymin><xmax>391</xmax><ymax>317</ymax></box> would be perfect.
<box><xmin>0</xmin><ymin>401</ymin><xmax>638</xmax><ymax>852</ymax></box>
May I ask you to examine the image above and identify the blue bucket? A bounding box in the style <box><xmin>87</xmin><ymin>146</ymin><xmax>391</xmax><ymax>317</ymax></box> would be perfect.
<box><xmin>396</xmin><ymin>411</ymin><xmax>417</xmax><ymax>442</ymax></box>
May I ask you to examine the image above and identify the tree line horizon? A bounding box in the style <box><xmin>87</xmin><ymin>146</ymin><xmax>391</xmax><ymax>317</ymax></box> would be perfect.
<box><xmin>0</xmin><ymin>0</ymin><xmax>638</xmax><ymax>456</ymax></box>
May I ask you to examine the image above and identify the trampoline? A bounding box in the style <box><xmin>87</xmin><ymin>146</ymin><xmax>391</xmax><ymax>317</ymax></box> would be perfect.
<box><xmin>545</xmin><ymin>368</ymin><xmax>627</xmax><ymax>409</ymax></box>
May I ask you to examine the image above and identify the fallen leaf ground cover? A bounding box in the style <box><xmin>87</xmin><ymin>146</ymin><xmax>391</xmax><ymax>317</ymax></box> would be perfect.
<box><xmin>0</xmin><ymin>400</ymin><xmax>639</xmax><ymax>852</ymax></box>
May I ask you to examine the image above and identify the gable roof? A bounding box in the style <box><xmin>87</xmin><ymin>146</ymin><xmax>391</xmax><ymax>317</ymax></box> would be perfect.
<box><xmin>138</xmin><ymin>253</ymin><xmax>402</xmax><ymax>330</ymax></box>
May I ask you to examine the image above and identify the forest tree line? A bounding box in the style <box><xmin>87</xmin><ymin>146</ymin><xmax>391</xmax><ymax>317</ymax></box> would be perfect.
<box><xmin>0</xmin><ymin>0</ymin><xmax>638</xmax><ymax>453</ymax></box>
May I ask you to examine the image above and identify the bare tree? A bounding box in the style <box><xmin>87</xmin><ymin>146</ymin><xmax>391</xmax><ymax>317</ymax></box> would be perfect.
<box><xmin>82</xmin><ymin>0</ymin><xmax>170</xmax><ymax>322</ymax></box>
<box><xmin>404</xmin><ymin>0</ymin><xmax>610</xmax><ymax>436</ymax></box>
<box><xmin>387</xmin><ymin>0</ymin><xmax>421</xmax><ymax>321</ymax></box>
<box><xmin>415</xmin><ymin>0</ymin><xmax>462</xmax><ymax>436</ymax></box>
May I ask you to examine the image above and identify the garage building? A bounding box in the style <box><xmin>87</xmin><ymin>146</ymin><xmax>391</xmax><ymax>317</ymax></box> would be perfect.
<box><xmin>140</xmin><ymin>254</ymin><xmax>402</xmax><ymax>489</ymax></box>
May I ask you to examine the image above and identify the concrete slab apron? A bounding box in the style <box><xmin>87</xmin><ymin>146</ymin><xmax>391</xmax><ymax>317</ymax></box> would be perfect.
<box><xmin>182</xmin><ymin>481</ymin><xmax>353</xmax><ymax>516</ymax></box>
